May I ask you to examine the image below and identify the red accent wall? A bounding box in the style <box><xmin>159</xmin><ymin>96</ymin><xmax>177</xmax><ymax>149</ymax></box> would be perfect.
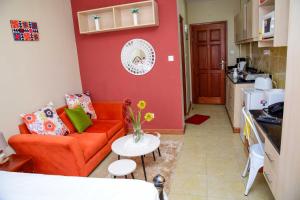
<box><xmin>70</xmin><ymin>0</ymin><xmax>183</xmax><ymax>130</ymax></box>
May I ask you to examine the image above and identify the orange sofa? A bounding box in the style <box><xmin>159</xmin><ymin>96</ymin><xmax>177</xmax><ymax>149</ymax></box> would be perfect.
<box><xmin>8</xmin><ymin>102</ymin><xmax>127</xmax><ymax>176</ymax></box>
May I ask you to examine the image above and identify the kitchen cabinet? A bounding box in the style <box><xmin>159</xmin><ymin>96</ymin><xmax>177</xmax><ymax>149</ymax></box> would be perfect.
<box><xmin>246</xmin><ymin>0</ymin><xmax>259</xmax><ymax>41</ymax></box>
<box><xmin>258</xmin><ymin>0</ymin><xmax>290</xmax><ymax>47</ymax></box>
<box><xmin>234</xmin><ymin>13</ymin><xmax>243</xmax><ymax>43</ymax></box>
<box><xmin>251</xmin><ymin>111</ymin><xmax>280</xmax><ymax>199</ymax></box>
<box><xmin>226</xmin><ymin>75</ymin><xmax>254</xmax><ymax>133</ymax></box>
<box><xmin>241</xmin><ymin>0</ymin><xmax>247</xmax><ymax>41</ymax></box>
<box><xmin>234</xmin><ymin>0</ymin><xmax>259</xmax><ymax>43</ymax></box>
<box><xmin>264</xmin><ymin>137</ymin><xmax>279</xmax><ymax>198</ymax></box>
<box><xmin>235</xmin><ymin>0</ymin><xmax>289</xmax><ymax>46</ymax></box>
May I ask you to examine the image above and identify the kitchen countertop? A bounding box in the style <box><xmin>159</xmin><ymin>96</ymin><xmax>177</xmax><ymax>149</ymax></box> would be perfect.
<box><xmin>250</xmin><ymin>110</ymin><xmax>282</xmax><ymax>154</ymax></box>
<box><xmin>227</xmin><ymin>73</ymin><xmax>255</xmax><ymax>84</ymax></box>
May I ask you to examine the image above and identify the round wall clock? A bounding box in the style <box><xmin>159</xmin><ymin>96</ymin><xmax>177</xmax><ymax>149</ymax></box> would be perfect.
<box><xmin>121</xmin><ymin>39</ymin><xmax>156</xmax><ymax>75</ymax></box>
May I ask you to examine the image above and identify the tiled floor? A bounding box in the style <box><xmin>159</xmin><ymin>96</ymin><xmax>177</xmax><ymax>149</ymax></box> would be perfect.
<box><xmin>168</xmin><ymin>104</ymin><xmax>274</xmax><ymax>200</ymax></box>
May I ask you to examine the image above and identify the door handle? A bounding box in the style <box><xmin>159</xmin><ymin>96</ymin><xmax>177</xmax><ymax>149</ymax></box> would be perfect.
<box><xmin>220</xmin><ymin>59</ymin><xmax>225</xmax><ymax>70</ymax></box>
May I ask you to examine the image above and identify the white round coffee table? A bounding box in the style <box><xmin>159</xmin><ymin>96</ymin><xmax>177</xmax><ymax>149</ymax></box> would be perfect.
<box><xmin>108</xmin><ymin>159</ymin><xmax>136</xmax><ymax>179</ymax></box>
<box><xmin>112</xmin><ymin>134</ymin><xmax>160</xmax><ymax>181</ymax></box>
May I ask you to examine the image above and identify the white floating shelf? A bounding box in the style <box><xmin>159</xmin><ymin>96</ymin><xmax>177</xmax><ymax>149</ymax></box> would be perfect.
<box><xmin>77</xmin><ymin>0</ymin><xmax>159</xmax><ymax>34</ymax></box>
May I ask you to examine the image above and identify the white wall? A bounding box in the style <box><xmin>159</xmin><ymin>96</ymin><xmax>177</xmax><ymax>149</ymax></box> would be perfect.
<box><xmin>187</xmin><ymin>0</ymin><xmax>240</xmax><ymax>66</ymax></box>
<box><xmin>0</xmin><ymin>0</ymin><xmax>82</xmax><ymax>139</ymax></box>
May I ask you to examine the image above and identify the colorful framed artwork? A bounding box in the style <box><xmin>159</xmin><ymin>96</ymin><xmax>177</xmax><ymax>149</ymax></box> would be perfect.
<box><xmin>10</xmin><ymin>20</ymin><xmax>39</xmax><ymax>41</ymax></box>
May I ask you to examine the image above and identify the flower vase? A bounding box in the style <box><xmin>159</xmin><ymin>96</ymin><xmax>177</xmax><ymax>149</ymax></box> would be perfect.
<box><xmin>94</xmin><ymin>17</ymin><xmax>100</xmax><ymax>31</ymax></box>
<box><xmin>132</xmin><ymin>13</ymin><xmax>139</xmax><ymax>26</ymax></box>
<box><xmin>133</xmin><ymin>126</ymin><xmax>143</xmax><ymax>143</ymax></box>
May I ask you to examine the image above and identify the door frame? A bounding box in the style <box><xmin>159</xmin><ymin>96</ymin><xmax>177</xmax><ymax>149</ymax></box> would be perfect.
<box><xmin>189</xmin><ymin>21</ymin><xmax>228</xmax><ymax>104</ymax></box>
<box><xmin>179</xmin><ymin>15</ymin><xmax>188</xmax><ymax>115</ymax></box>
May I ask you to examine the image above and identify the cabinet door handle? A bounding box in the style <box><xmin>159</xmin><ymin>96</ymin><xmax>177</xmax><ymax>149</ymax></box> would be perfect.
<box><xmin>264</xmin><ymin>172</ymin><xmax>272</xmax><ymax>184</ymax></box>
<box><xmin>265</xmin><ymin>152</ymin><xmax>274</xmax><ymax>162</ymax></box>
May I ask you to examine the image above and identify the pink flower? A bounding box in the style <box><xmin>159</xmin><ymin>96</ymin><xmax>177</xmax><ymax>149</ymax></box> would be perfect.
<box><xmin>23</xmin><ymin>114</ymin><xmax>36</xmax><ymax>124</ymax></box>
<box><xmin>44</xmin><ymin>121</ymin><xmax>56</xmax><ymax>132</ymax></box>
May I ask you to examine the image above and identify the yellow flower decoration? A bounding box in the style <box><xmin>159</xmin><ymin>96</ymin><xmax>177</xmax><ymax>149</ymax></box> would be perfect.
<box><xmin>137</xmin><ymin>100</ymin><xmax>146</xmax><ymax>110</ymax></box>
<box><xmin>144</xmin><ymin>112</ymin><xmax>155</xmax><ymax>122</ymax></box>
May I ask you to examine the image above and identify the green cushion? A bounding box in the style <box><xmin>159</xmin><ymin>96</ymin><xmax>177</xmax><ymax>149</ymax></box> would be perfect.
<box><xmin>65</xmin><ymin>106</ymin><xmax>93</xmax><ymax>133</ymax></box>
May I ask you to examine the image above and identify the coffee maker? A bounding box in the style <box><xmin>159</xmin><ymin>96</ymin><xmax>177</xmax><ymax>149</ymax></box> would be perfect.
<box><xmin>235</xmin><ymin>57</ymin><xmax>247</xmax><ymax>72</ymax></box>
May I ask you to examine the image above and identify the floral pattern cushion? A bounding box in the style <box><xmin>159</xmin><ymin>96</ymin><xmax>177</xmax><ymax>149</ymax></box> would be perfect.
<box><xmin>65</xmin><ymin>92</ymin><xmax>97</xmax><ymax>119</ymax></box>
<box><xmin>21</xmin><ymin>102</ymin><xmax>69</xmax><ymax>135</ymax></box>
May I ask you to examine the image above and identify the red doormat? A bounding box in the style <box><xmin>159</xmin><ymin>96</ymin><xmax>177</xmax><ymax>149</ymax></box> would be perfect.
<box><xmin>185</xmin><ymin>114</ymin><xmax>210</xmax><ymax>125</ymax></box>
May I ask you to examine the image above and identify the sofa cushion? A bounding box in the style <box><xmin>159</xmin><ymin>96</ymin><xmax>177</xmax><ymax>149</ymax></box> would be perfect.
<box><xmin>20</xmin><ymin>102</ymin><xmax>69</xmax><ymax>136</ymax></box>
<box><xmin>65</xmin><ymin>92</ymin><xmax>97</xmax><ymax>120</ymax></box>
<box><xmin>85</xmin><ymin>120</ymin><xmax>123</xmax><ymax>140</ymax></box>
<box><xmin>69</xmin><ymin>132</ymin><xmax>107</xmax><ymax>161</ymax></box>
<box><xmin>65</xmin><ymin>107</ymin><xmax>93</xmax><ymax>133</ymax></box>
<box><xmin>59</xmin><ymin>111</ymin><xmax>75</xmax><ymax>134</ymax></box>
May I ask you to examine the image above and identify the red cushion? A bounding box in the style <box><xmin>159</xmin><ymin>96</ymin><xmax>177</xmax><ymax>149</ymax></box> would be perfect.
<box><xmin>85</xmin><ymin>120</ymin><xmax>123</xmax><ymax>139</ymax></box>
<box><xmin>59</xmin><ymin>111</ymin><xmax>76</xmax><ymax>134</ymax></box>
<box><xmin>69</xmin><ymin>132</ymin><xmax>107</xmax><ymax>161</ymax></box>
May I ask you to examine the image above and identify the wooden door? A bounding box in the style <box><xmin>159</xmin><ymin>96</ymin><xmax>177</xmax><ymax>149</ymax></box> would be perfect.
<box><xmin>179</xmin><ymin>15</ymin><xmax>187</xmax><ymax>115</ymax></box>
<box><xmin>191</xmin><ymin>21</ymin><xmax>227</xmax><ymax>104</ymax></box>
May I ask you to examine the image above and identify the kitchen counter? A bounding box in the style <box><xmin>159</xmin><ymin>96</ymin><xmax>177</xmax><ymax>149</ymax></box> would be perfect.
<box><xmin>225</xmin><ymin>75</ymin><xmax>254</xmax><ymax>132</ymax></box>
<box><xmin>250</xmin><ymin>110</ymin><xmax>282</xmax><ymax>154</ymax></box>
<box><xmin>227</xmin><ymin>73</ymin><xmax>255</xmax><ymax>84</ymax></box>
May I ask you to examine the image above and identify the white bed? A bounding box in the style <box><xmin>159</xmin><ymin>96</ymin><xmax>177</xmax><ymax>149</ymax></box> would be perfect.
<box><xmin>0</xmin><ymin>171</ymin><xmax>160</xmax><ymax>200</ymax></box>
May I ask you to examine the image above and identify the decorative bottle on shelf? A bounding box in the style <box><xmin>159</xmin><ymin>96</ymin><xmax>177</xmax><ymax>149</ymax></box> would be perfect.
<box><xmin>131</xmin><ymin>8</ymin><xmax>139</xmax><ymax>26</ymax></box>
<box><xmin>93</xmin><ymin>15</ymin><xmax>100</xmax><ymax>31</ymax></box>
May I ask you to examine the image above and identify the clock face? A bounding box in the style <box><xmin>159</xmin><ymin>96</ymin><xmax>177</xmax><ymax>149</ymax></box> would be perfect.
<box><xmin>121</xmin><ymin>39</ymin><xmax>156</xmax><ymax>75</ymax></box>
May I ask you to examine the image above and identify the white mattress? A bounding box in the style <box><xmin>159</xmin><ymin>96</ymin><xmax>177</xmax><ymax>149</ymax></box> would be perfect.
<box><xmin>0</xmin><ymin>171</ymin><xmax>159</xmax><ymax>200</ymax></box>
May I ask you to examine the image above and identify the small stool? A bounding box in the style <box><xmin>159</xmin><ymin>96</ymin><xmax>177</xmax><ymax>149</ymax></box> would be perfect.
<box><xmin>108</xmin><ymin>159</ymin><xmax>136</xmax><ymax>179</ymax></box>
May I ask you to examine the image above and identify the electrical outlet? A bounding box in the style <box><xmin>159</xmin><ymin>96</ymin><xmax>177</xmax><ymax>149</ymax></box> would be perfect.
<box><xmin>168</xmin><ymin>55</ymin><xmax>174</xmax><ymax>62</ymax></box>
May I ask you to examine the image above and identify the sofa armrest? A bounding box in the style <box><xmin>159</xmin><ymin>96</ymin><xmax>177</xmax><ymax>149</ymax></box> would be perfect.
<box><xmin>93</xmin><ymin>101</ymin><xmax>125</xmax><ymax>120</ymax></box>
<box><xmin>8</xmin><ymin>134</ymin><xmax>85</xmax><ymax>176</ymax></box>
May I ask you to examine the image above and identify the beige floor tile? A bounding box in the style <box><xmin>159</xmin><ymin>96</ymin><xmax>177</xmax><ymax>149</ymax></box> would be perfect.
<box><xmin>206</xmin><ymin>158</ymin><xmax>242</xmax><ymax>178</ymax></box>
<box><xmin>168</xmin><ymin>104</ymin><xmax>273</xmax><ymax>199</ymax></box>
<box><xmin>90</xmin><ymin>104</ymin><xmax>273</xmax><ymax>199</ymax></box>
<box><xmin>207</xmin><ymin>197</ymin><xmax>242</xmax><ymax>200</ymax></box>
<box><xmin>180</xmin><ymin>147</ymin><xmax>207</xmax><ymax>158</ymax></box>
<box><xmin>169</xmin><ymin>193</ymin><xmax>207</xmax><ymax>200</ymax></box>
<box><xmin>182</xmin><ymin>139</ymin><xmax>207</xmax><ymax>149</ymax></box>
<box><xmin>175</xmin><ymin>154</ymin><xmax>206</xmax><ymax>175</ymax></box>
<box><xmin>170</xmin><ymin>173</ymin><xmax>207</xmax><ymax>196</ymax></box>
<box><xmin>207</xmin><ymin>174</ymin><xmax>249</xmax><ymax>200</ymax></box>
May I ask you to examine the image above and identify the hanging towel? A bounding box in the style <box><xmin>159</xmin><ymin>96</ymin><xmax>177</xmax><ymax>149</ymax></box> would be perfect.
<box><xmin>244</xmin><ymin>115</ymin><xmax>251</xmax><ymax>140</ymax></box>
